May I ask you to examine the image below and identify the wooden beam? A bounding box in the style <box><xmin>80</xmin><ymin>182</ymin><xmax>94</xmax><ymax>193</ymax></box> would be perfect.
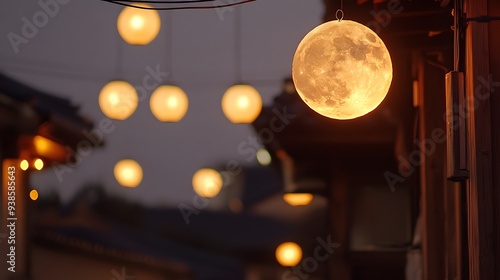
<box><xmin>464</xmin><ymin>0</ymin><xmax>497</xmax><ymax>278</ymax></box>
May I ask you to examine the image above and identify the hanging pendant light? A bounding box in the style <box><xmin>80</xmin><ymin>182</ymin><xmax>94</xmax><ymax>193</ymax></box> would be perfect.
<box><xmin>114</xmin><ymin>159</ymin><xmax>143</xmax><ymax>188</ymax></box>
<box><xmin>222</xmin><ymin>84</ymin><xmax>262</xmax><ymax>123</ymax></box>
<box><xmin>117</xmin><ymin>3</ymin><xmax>161</xmax><ymax>45</ymax></box>
<box><xmin>222</xmin><ymin>7</ymin><xmax>262</xmax><ymax>124</ymax></box>
<box><xmin>150</xmin><ymin>85</ymin><xmax>188</xmax><ymax>122</ymax></box>
<box><xmin>292</xmin><ymin>19</ymin><xmax>393</xmax><ymax>120</ymax></box>
<box><xmin>99</xmin><ymin>80</ymin><xmax>138</xmax><ymax>120</ymax></box>
<box><xmin>192</xmin><ymin>168</ymin><xmax>223</xmax><ymax>198</ymax></box>
<box><xmin>149</xmin><ymin>15</ymin><xmax>189</xmax><ymax>122</ymax></box>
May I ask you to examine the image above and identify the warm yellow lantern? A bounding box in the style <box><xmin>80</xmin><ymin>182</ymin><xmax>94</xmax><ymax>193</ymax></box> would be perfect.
<box><xmin>292</xmin><ymin>20</ymin><xmax>393</xmax><ymax>120</ymax></box>
<box><xmin>283</xmin><ymin>193</ymin><xmax>313</xmax><ymax>206</ymax></box>
<box><xmin>150</xmin><ymin>85</ymin><xmax>189</xmax><ymax>122</ymax></box>
<box><xmin>275</xmin><ymin>242</ymin><xmax>302</xmax><ymax>267</ymax></box>
<box><xmin>20</xmin><ymin>159</ymin><xmax>29</xmax><ymax>171</ymax></box>
<box><xmin>192</xmin><ymin>168</ymin><xmax>223</xmax><ymax>198</ymax></box>
<box><xmin>117</xmin><ymin>4</ymin><xmax>161</xmax><ymax>45</ymax></box>
<box><xmin>99</xmin><ymin>80</ymin><xmax>138</xmax><ymax>120</ymax></box>
<box><xmin>222</xmin><ymin>84</ymin><xmax>262</xmax><ymax>123</ymax></box>
<box><xmin>34</xmin><ymin>158</ymin><xmax>44</xmax><ymax>170</ymax></box>
<box><xmin>114</xmin><ymin>159</ymin><xmax>143</xmax><ymax>188</ymax></box>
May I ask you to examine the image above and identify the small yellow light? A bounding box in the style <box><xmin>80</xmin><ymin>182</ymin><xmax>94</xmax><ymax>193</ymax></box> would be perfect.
<box><xmin>117</xmin><ymin>4</ymin><xmax>161</xmax><ymax>45</ymax></box>
<box><xmin>275</xmin><ymin>242</ymin><xmax>302</xmax><ymax>267</ymax></box>
<box><xmin>283</xmin><ymin>193</ymin><xmax>314</xmax><ymax>206</ymax></box>
<box><xmin>99</xmin><ymin>80</ymin><xmax>138</xmax><ymax>120</ymax></box>
<box><xmin>34</xmin><ymin>158</ymin><xmax>44</xmax><ymax>170</ymax></box>
<box><xmin>256</xmin><ymin>148</ymin><xmax>272</xmax><ymax>166</ymax></box>
<box><xmin>150</xmin><ymin>85</ymin><xmax>189</xmax><ymax>122</ymax></box>
<box><xmin>20</xmin><ymin>160</ymin><xmax>29</xmax><ymax>171</ymax></box>
<box><xmin>192</xmin><ymin>168</ymin><xmax>223</xmax><ymax>198</ymax></box>
<box><xmin>114</xmin><ymin>159</ymin><xmax>143</xmax><ymax>188</ymax></box>
<box><xmin>222</xmin><ymin>84</ymin><xmax>262</xmax><ymax>123</ymax></box>
<box><xmin>30</xmin><ymin>190</ymin><xmax>39</xmax><ymax>201</ymax></box>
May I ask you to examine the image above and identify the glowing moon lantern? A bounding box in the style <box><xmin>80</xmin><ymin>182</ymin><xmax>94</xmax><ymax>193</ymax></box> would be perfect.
<box><xmin>292</xmin><ymin>20</ymin><xmax>393</xmax><ymax>120</ymax></box>
<box><xmin>117</xmin><ymin>4</ymin><xmax>161</xmax><ymax>45</ymax></box>
<box><xmin>150</xmin><ymin>85</ymin><xmax>189</xmax><ymax>122</ymax></box>
<box><xmin>275</xmin><ymin>242</ymin><xmax>303</xmax><ymax>267</ymax></box>
<box><xmin>114</xmin><ymin>159</ymin><xmax>143</xmax><ymax>188</ymax></box>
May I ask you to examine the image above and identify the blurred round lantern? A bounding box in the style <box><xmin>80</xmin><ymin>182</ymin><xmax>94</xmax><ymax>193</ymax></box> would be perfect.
<box><xmin>222</xmin><ymin>84</ymin><xmax>262</xmax><ymax>123</ymax></box>
<box><xmin>114</xmin><ymin>159</ymin><xmax>143</xmax><ymax>188</ymax></box>
<box><xmin>283</xmin><ymin>193</ymin><xmax>313</xmax><ymax>206</ymax></box>
<box><xmin>99</xmin><ymin>80</ymin><xmax>138</xmax><ymax>120</ymax></box>
<box><xmin>117</xmin><ymin>4</ymin><xmax>161</xmax><ymax>45</ymax></box>
<box><xmin>275</xmin><ymin>242</ymin><xmax>302</xmax><ymax>267</ymax></box>
<box><xmin>150</xmin><ymin>85</ymin><xmax>189</xmax><ymax>122</ymax></box>
<box><xmin>192</xmin><ymin>168</ymin><xmax>223</xmax><ymax>198</ymax></box>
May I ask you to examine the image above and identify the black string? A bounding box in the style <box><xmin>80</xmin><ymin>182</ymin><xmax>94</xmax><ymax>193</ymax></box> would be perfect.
<box><xmin>100</xmin><ymin>0</ymin><xmax>256</xmax><ymax>11</ymax></box>
<box><xmin>111</xmin><ymin>0</ymin><xmax>217</xmax><ymax>3</ymax></box>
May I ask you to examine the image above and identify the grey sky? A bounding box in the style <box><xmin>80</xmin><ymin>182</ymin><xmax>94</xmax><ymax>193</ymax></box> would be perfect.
<box><xmin>0</xmin><ymin>0</ymin><xmax>323</xmax><ymax>206</ymax></box>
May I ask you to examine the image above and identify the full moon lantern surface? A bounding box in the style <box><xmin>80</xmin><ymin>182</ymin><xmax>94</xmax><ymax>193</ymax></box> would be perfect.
<box><xmin>292</xmin><ymin>20</ymin><xmax>393</xmax><ymax>120</ymax></box>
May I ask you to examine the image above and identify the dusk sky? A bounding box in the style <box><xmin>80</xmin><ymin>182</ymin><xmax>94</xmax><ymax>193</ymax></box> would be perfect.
<box><xmin>0</xmin><ymin>0</ymin><xmax>323</xmax><ymax>206</ymax></box>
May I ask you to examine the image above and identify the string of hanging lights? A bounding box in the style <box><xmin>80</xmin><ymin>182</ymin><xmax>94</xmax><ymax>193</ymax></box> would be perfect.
<box><xmin>100</xmin><ymin>0</ymin><xmax>256</xmax><ymax>10</ymax></box>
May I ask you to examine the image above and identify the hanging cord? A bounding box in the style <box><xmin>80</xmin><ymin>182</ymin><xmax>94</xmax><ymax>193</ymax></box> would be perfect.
<box><xmin>116</xmin><ymin>31</ymin><xmax>123</xmax><ymax>77</ymax></box>
<box><xmin>165</xmin><ymin>12</ymin><xmax>173</xmax><ymax>82</ymax></box>
<box><xmin>335</xmin><ymin>0</ymin><xmax>344</xmax><ymax>21</ymax></box>
<box><xmin>234</xmin><ymin>6</ymin><xmax>242</xmax><ymax>83</ymax></box>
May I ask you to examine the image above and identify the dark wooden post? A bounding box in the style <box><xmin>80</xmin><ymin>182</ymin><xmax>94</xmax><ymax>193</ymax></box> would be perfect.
<box><xmin>464</xmin><ymin>0</ymin><xmax>500</xmax><ymax>278</ymax></box>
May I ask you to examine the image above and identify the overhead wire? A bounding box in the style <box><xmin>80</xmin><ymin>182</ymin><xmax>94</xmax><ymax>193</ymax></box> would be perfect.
<box><xmin>100</xmin><ymin>0</ymin><xmax>256</xmax><ymax>11</ymax></box>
